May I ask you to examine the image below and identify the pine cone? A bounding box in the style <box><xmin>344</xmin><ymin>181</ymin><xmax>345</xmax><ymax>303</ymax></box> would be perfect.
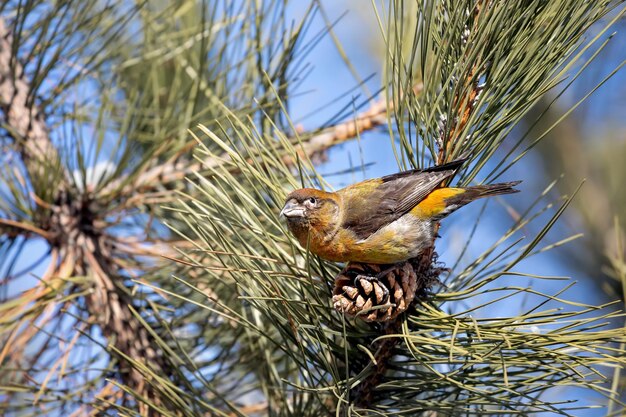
<box><xmin>332</xmin><ymin>261</ymin><xmax>421</xmax><ymax>322</ymax></box>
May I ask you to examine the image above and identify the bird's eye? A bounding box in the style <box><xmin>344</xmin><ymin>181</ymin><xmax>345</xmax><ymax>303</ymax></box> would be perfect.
<box><xmin>308</xmin><ymin>197</ymin><xmax>317</xmax><ymax>205</ymax></box>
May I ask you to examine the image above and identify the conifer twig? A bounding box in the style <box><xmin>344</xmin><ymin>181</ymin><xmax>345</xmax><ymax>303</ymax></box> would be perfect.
<box><xmin>0</xmin><ymin>17</ymin><xmax>171</xmax><ymax>414</ymax></box>
<box><xmin>351</xmin><ymin>2</ymin><xmax>487</xmax><ymax>407</ymax></box>
<box><xmin>0</xmin><ymin>18</ymin><xmax>66</xmax><ymax>188</ymax></box>
<box><xmin>102</xmin><ymin>83</ymin><xmax>424</xmax><ymax>201</ymax></box>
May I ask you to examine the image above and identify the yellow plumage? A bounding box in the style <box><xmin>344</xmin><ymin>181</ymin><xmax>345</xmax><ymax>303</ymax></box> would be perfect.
<box><xmin>411</xmin><ymin>188</ymin><xmax>466</xmax><ymax>219</ymax></box>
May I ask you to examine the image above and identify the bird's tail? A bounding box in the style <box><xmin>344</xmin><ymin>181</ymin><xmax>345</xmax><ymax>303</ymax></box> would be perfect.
<box><xmin>414</xmin><ymin>181</ymin><xmax>521</xmax><ymax>221</ymax></box>
<box><xmin>466</xmin><ymin>181</ymin><xmax>522</xmax><ymax>198</ymax></box>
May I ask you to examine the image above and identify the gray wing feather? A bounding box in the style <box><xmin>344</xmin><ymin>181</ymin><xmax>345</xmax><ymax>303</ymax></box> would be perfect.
<box><xmin>340</xmin><ymin>159</ymin><xmax>465</xmax><ymax>239</ymax></box>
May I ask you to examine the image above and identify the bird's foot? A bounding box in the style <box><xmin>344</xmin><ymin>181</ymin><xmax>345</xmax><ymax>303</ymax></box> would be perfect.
<box><xmin>375</xmin><ymin>262</ymin><xmax>405</xmax><ymax>280</ymax></box>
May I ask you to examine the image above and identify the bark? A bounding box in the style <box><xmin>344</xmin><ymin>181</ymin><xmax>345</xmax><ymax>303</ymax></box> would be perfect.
<box><xmin>0</xmin><ymin>19</ymin><xmax>64</xmax><ymax>187</ymax></box>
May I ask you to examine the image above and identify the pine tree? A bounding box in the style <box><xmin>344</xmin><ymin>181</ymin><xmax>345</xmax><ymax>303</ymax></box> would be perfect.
<box><xmin>1</xmin><ymin>1</ymin><xmax>625</xmax><ymax>415</ymax></box>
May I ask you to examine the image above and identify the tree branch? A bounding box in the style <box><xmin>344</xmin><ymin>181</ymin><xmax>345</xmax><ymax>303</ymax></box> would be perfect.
<box><xmin>100</xmin><ymin>83</ymin><xmax>424</xmax><ymax>202</ymax></box>
<box><xmin>0</xmin><ymin>18</ymin><xmax>66</xmax><ymax>188</ymax></box>
<box><xmin>0</xmin><ymin>17</ymin><xmax>171</xmax><ymax>415</ymax></box>
<box><xmin>350</xmin><ymin>2</ymin><xmax>487</xmax><ymax>407</ymax></box>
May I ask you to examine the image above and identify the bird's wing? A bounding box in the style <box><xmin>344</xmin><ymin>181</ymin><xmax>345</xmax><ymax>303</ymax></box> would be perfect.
<box><xmin>338</xmin><ymin>159</ymin><xmax>466</xmax><ymax>240</ymax></box>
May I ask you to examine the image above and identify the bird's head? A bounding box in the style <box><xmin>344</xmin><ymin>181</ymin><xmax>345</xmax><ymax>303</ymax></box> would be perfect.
<box><xmin>280</xmin><ymin>188</ymin><xmax>340</xmax><ymax>236</ymax></box>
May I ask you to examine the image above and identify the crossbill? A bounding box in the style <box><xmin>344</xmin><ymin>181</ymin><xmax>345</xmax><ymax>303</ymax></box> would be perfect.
<box><xmin>280</xmin><ymin>158</ymin><xmax>520</xmax><ymax>264</ymax></box>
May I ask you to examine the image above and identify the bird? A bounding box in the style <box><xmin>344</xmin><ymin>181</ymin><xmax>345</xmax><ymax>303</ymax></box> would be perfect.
<box><xmin>280</xmin><ymin>158</ymin><xmax>520</xmax><ymax>264</ymax></box>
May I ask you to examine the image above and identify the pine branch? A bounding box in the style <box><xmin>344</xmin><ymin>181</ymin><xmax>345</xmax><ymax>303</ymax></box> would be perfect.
<box><xmin>81</xmin><ymin>237</ymin><xmax>172</xmax><ymax>416</ymax></box>
<box><xmin>0</xmin><ymin>18</ymin><xmax>66</xmax><ymax>188</ymax></box>
<box><xmin>351</xmin><ymin>321</ymin><xmax>402</xmax><ymax>407</ymax></box>
<box><xmin>100</xmin><ymin>84</ymin><xmax>424</xmax><ymax>204</ymax></box>
<box><xmin>437</xmin><ymin>2</ymin><xmax>488</xmax><ymax>164</ymax></box>
<box><xmin>2</xmin><ymin>1</ymin><xmax>625</xmax><ymax>415</ymax></box>
<box><xmin>165</xmin><ymin>1</ymin><xmax>626</xmax><ymax>414</ymax></box>
<box><xmin>0</xmin><ymin>14</ymin><xmax>173</xmax><ymax>414</ymax></box>
<box><xmin>349</xmin><ymin>3</ymin><xmax>489</xmax><ymax>405</ymax></box>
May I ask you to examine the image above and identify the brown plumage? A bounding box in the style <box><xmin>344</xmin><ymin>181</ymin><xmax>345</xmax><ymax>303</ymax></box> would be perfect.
<box><xmin>280</xmin><ymin>158</ymin><xmax>520</xmax><ymax>264</ymax></box>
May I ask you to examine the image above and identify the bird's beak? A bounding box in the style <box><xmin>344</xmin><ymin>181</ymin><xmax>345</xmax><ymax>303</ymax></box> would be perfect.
<box><xmin>280</xmin><ymin>200</ymin><xmax>305</xmax><ymax>218</ymax></box>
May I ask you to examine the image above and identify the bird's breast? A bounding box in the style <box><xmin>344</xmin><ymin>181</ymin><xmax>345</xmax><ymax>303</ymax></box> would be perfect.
<box><xmin>308</xmin><ymin>214</ymin><xmax>433</xmax><ymax>264</ymax></box>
